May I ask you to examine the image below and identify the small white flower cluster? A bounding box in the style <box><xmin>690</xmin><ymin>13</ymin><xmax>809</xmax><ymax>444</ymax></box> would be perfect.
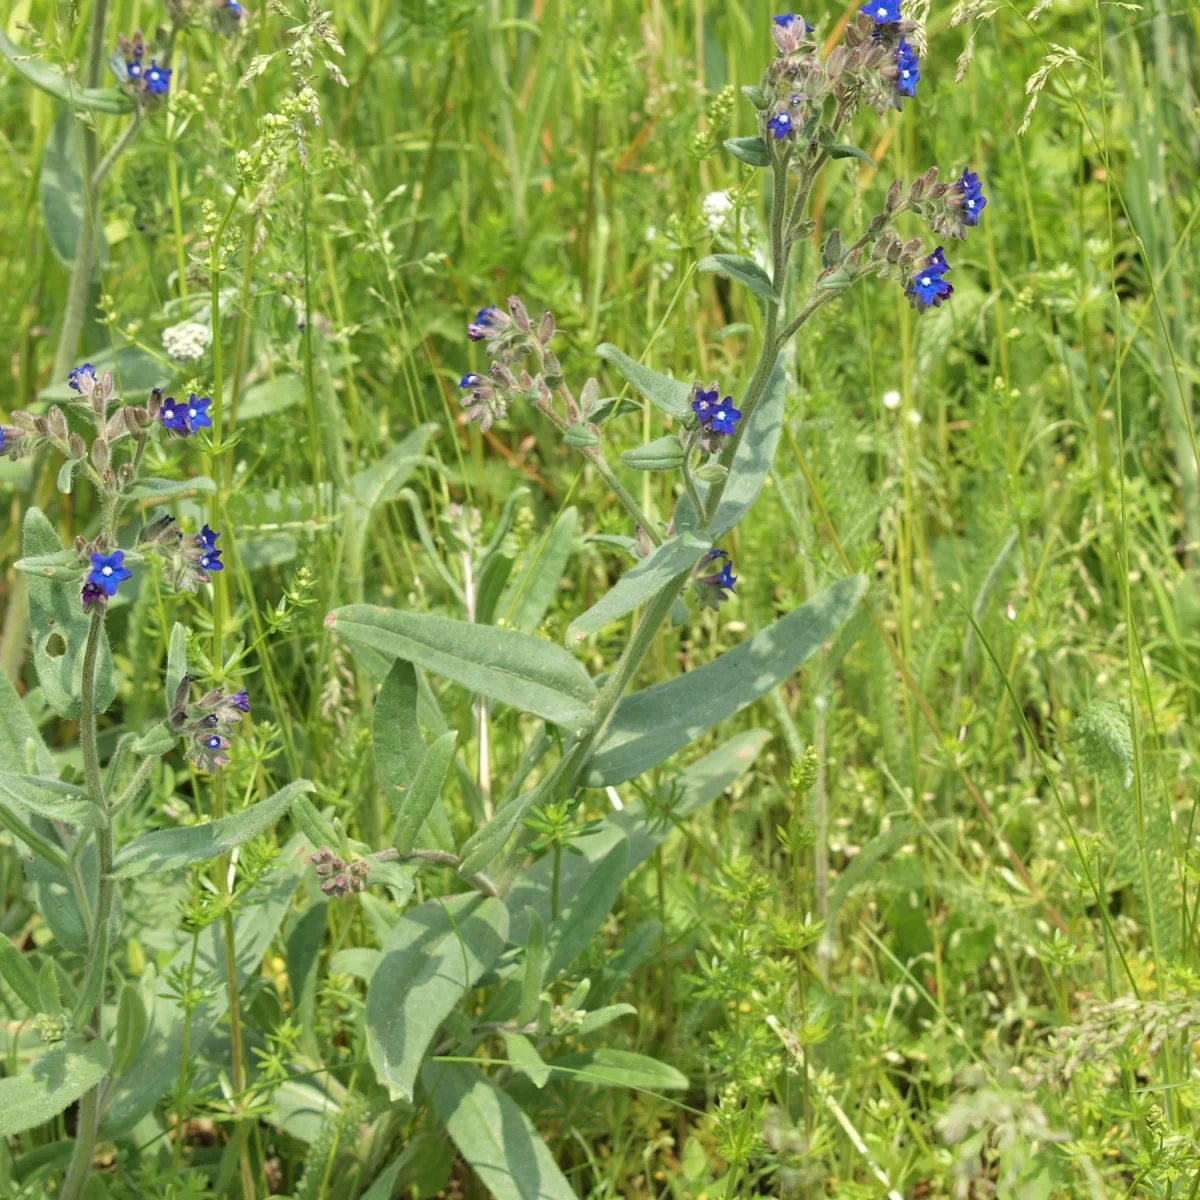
<box><xmin>161</xmin><ymin>320</ymin><xmax>212</xmax><ymax>363</ymax></box>
<box><xmin>701</xmin><ymin>189</ymin><xmax>735</xmax><ymax>235</ymax></box>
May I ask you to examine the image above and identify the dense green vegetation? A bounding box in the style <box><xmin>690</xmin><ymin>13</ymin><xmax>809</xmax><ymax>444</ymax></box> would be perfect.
<box><xmin>2</xmin><ymin>0</ymin><xmax>1199</xmax><ymax>1196</ymax></box>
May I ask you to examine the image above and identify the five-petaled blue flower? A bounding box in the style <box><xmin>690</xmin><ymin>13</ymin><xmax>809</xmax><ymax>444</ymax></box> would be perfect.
<box><xmin>957</xmin><ymin>167</ymin><xmax>987</xmax><ymax>225</ymax></box>
<box><xmin>767</xmin><ymin>111</ymin><xmax>793</xmax><ymax>139</ymax></box>
<box><xmin>708</xmin><ymin>399</ymin><xmax>743</xmax><ymax>436</ymax></box>
<box><xmin>773</xmin><ymin>13</ymin><xmax>815</xmax><ymax>31</ymax></box>
<box><xmin>231</xmin><ymin>688</ymin><xmax>251</xmax><ymax>712</ymax></box>
<box><xmin>68</xmin><ymin>363</ymin><xmax>96</xmax><ymax>392</ymax></box>
<box><xmin>692</xmin><ymin>386</ymin><xmax>720</xmax><ymax>421</ymax></box>
<box><xmin>468</xmin><ymin>305</ymin><xmax>499</xmax><ymax>341</ymax></box>
<box><xmin>198</xmin><ymin>524</ymin><xmax>220</xmax><ymax>549</ymax></box>
<box><xmin>862</xmin><ymin>0</ymin><xmax>901</xmax><ymax>21</ymax></box>
<box><xmin>199</xmin><ymin>548</ymin><xmax>224</xmax><ymax>573</ymax></box>
<box><xmin>205</xmin><ymin>734</ymin><xmax>224</xmax><ymax>751</ymax></box>
<box><xmin>907</xmin><ymin>247</ymin><xmax>954</xmax><ymax>309</ymax></box>
<box><xmin>185</xmin><ymin>394</ymin><xmax>213</xmax><ymax>429</ymax></box>
<box><xmin>144</xmin><ymin>60</ymin><xmax>171</xmax><ymax>94</ymax></box>
<box><xmin>88</xmin><ymin>550</ymin><xmax>132</xmax><ymax>597</ymax></box>
<box><xmin>158</xmin><ymin>396</ymin><xmax>190</xmax><ymax>434</ymax></box>
<box><xmin>895</xmin><ymin>38</ymin><xmax>920</xmax><ymax>98</ymax></box>
<box><xmin>460</xmin><ymin>373</ymin><xmax>483</xmax><ymax>388</ymax></box>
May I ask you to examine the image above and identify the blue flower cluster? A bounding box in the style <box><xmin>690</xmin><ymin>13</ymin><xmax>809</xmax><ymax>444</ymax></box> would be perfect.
<box><xmin>468</xmin><ymin>306</ymin><xmax>501</xmax><ymax>342</ymax></box>
<box><xmin>957</xmin><ymin>167</ymin><xmax>987</xmax><ymax>226</ymax></box>
<box><xmin>168</xmin><ymin>681</ymin><xmax>251</xmax><ymax>772</ymax></box>
<box><xmin>68</xmin><ymin>363</ymin><xmax>96</xmax><ymax>393</ymax></box>
<box><xmin>195</xmin><ymin>523</ymin><xmax>224</xmax><ymax>574</ymax></box>
<box><xmin>895</xmin><ymin>38</ymin><xmax>920</xmax><ymax>98</ymax></box>
<box><xmin>692</xmin><ymin>385</ymin><xmax>742</xmax><ymax>437</ymax></box>
<box><xmin>158</xmin><ymin>392</ymin><xmax>213</xmax><ymax>437</ymax></box>
<box><xmin>906</xmin><ymin>246</ymin><xmax>954</xmax><ymax>310</ymax></box>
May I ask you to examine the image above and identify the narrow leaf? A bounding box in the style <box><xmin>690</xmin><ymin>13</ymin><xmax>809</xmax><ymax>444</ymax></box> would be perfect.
<box><xmin>502</xmin><ymin>1032</ymin><xmax>551</xmax><ymax>1088</ymax></box>
<box><xmin>0</xmin><ymin>669</ymin><xmax>54</xmax><ymax>776</ymax></box>
<box><xmin>0</xmin><ymin>773</ymin><xmax>103</xmax><ymax>828</ymax></box>
<box><xmin>423</xmin><ymin>1062</ymin><xmax>578</xmax><ymax>1200</ymax></box>
<box><xmin>111</xmin><ymin>984</ymin><xmax>148</xmax><ymax>1077</ymax></box>
<box><xmin>519</xmin><ymin>908</ymin><xmax>545</xmax><ymax>1027</ymax></box>
<box><xmin>110</xmin><ymin>779</ymin><xmax>314</xmax><ymax>878</ymax></box>
<box><xmin>328</xmin><ymin>606</ymin><xmax>597</xmax><ymax>729</ymax></box>
<box><xmin>585</xmin><ymin>576</ymin><xmax>867</xmax><ymax>785</ymax></box>
<box><xmin>549</xmin><ymin>1048</ymin><xmax>688</xmax><ymax>1092</ymax></box>
<box><xmin>165</xmin><ymin>623</ymin><xmax>188</xmax><ymax>709</ymax></box>
<box><xmin>457</xmin><ymin>770</ymin><xmax>558</xmax><ymax>877</ymax></box>
<box><xmin>0</xmin><ymin>1037</ymin><xmax>112</xmax><ymax>1137</ymax></box>
<box><xmin>619</xmin><ymin>435</ymin><xmax>685</xmax><ymax>472</ymax></box>
<box><xmin>393</xmin><ymin>730</ymin><xmax>457</xmax><ymax>855</ymax></box>
<box><xmin>0</xmin><ymin>936</ymin><xmax>40</xmax><ymax>1012</ymax></box>
<box><xmin>829</xmin><ymin>143</ymin><xmax>876</xmax><ymax>166</ymax></box>
<box><xmin>0</xmin><ymin>30</ymin><xmax>133</xmax><ymax>113</ymax></box>
<box><xmin>499</xmin><ymin>507</ymin><xmax>578</xmax><ymax>634</ymax></box>
<box><xmin>567</xmin><ymin>533</ymin><xmax>709</xmax><ymax>642</ymax></box>
<box><xmin>124</xmin><ymin>476</ymin><xmax>216</xmax><ymax>503</ymax></box>
<box><xmin>366</xmin><ymin>895</ymin><xmax>508</xmax><ymax>1102</ymax></box>
<box><xmin>698</xmin><ymin>254</ymin><xmax>778</xmax><ymax>302</ymax></box>
<box><xmin>545</xmin><ymin>838</ymin><xmax>629</xmax><ymax>978</ymax></box>
<box><xmin>723</xmin><ymin>135</ymin><xmax>772</xmax><ymax>167</ymax></box>
<box><xmin>596</xmin><ymin>343</ymin><xmax>692</xmax><ymax>417</ymax></box>
<box><xmin>374</xmin><ymin>659</ymin><xmax>426</xmax><ymax>797</ymax></box>
<box><xmin>41</xmin><ymin>105</ymin><xmax>108</xmax><ymax>269</ymax></box>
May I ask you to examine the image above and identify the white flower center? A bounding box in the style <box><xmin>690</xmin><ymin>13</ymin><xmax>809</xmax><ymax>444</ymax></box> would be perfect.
<box><xmin>164</xmin><ymin>408</ymin><xmax>174</xmax><ymax>419</ymax></box>
<box><xmin>189</xmin><ymin>408</ymin><xmax>197</xmax><ymax>417</ymax></box>
<box><xmin>967</xmin><ymin>199</ymin><xmax>976</xmax><ymax>208</ymax></box>
<box><xmin>102</xmin><ymin>566</ymin><xmax>113</xmax><ymax>576</ymax></box>
<box><xmin>877</xmin><ymin>5</ymin><xmax>887</xmax><ymax>15</ymax></box>
<box><xmin>921</xmin><ymin>276</ymin><xmax>931</xmax><ymax>286</ymax></box>
<box><xmin>902</xmin><ymin>70</ymin><xmax>910</xmax><ymax>78</ymax></box>
<box><xmin>715</xmin><ymin>410</ymin><xmax>726</xmax><ymax>421</ymax></box>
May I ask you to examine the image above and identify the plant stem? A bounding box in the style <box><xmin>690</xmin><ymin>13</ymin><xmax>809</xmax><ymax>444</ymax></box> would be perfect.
<box><xmin>52</xmin><ymin>0</ymin><xmax>112</xmax><ymax>378</ymax></box>
<box><xmin>550</xmin><ymin>842</ymin><xmax>562</xmax><ymax>922</ymax></box>
<box><xmin>60</xmin><ymin>609</ymin><xmax>113</xmax><ymax>1200</ymax></box>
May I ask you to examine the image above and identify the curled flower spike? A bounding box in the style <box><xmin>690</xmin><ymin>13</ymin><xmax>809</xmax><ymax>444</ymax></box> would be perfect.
<box><xmin>767</xmin><ymin>111</ymin><xmax>793</xmax><ymax>139</ymax></box>
<box><xmin>87</xmin><ymin>550</ymin><xmax>132</xmax><ymax>598</ymax></box>
<box><xmin>771</xmin><ymin>12</ymin><xmax>814</xmax><ymax>54</ymax></box>
<box><xmin>955</xmin><ymin>167</ymin><xmax>987</xmax><ymax>225</ymax></box>
<box><xmin>906</xmin><ymin>247</ymin><xmax>954</xmax><ymax>310</ymax></box>
<box><xmin>895</xmin><ymin>38</ymin><xmax>920</xmax><ymax>98</ymax></box>
<box><xmin>185</xmin><ymin>394</ymin><xmax>213</xmax><ymax>430</ymax></box>
<box><xmin>861</xmin><ymin>0</ymin><xmax>901</xmax><ymax>22</ymax></box>
<box><xmin>309</xmin><ymin>846</ymin><xmax>369</xmax><ymax>898</ymax></box>
<box><xmin>68</xmin><ymin>363</ymin><xmax>96</xmax><ymax>393</ymax></box>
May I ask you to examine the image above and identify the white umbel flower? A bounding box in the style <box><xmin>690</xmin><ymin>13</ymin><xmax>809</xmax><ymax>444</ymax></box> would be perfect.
<box><xmin>162</xmin><ymin>320</ymin><xmax>213</xmax><ymax>362</ymax></box>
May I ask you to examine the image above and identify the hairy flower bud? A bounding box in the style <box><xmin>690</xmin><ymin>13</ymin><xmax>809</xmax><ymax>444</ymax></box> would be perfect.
<box><xmin>68</xmin><ymin>432</ymin><xmax>86</xmax><ymax>459</ymax></box>
<box><xmin>147</xmin><ymin>387</ymin><xmax>164</xmax><ymax>417</ymax></box>
<box><xmin>885</xmin><ymin>177</ymin><xmax>903</xmax><ymax>214</ymax></box>
<box><xmin>580</xmin><ymin>377</ymin><xmax>600</xmax><ymax>418</ymax></box>
<box><xmin>537</xmin><ymin>309</ymin><xmax>555</xmax><ymax>346</ymax></box>
<box><xmin>507</xmin><ymin>294</ymin><xmax>531</xmax><ymax>332</ymax></box>
<box><xmin>9</xmin><ymin>410</ymin><xmax>39</xmax><ymax>434</ymax></box>
<box><xmin>92</xmin><ymin>439</ymin><xmax>110</xmax><ymax>472</ymax></box>
<box><xmin>48</xmin><ymin>406</ymin><xmax>68</xmax><ymax>441</ymax></box>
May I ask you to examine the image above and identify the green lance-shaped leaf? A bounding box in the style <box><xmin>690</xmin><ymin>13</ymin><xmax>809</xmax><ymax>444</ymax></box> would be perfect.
<box><xmin>584</xmin><ymin>576</ymin><xmax>867</xmax><ymax>785</ymax></box>
<box><xmin>110</xmin><ymin>779</ymin><xmax>314</xmax><ymax>879</ymax></box>
<box><xmin>0</xmin><ymin>667</ymin><xmax>54</xmax><ymax>776</ymax></box>
<box><xmin>423</xmin><ymin>1062</ymin><xmax>579</xmax><ymax>1200</ymax></box>
<box><xmin>519</xmin><ymin>907</ymin><xmax>545</xmax><ymax>1027</ymax></box>
<box><xmin>25</xmin><ymin>507</ymin><xmax>116</xmax><ymax>719</ymax></box>
<box><xmin>0</xmin><ymin>773</ymin><xmax>104</xmax><ymax>828</ymax></box>
<box><xmin>502</xmin><ymin>1032</ymin><xmax>551</xmax><ymax>1088</ymax></box>
<box><xmin>619</xmin><ymin>435</ymin><xmax>686</xmax><ymax>472</ymax></box>
<box><xmin>595</xmin><ymin>343</ymin><xmax>692</xmax><ymax>418</ymax></box>
<box><xmin>41</xmin><ymin>105</ymin><xmax>108</xmax><ymax>269</ymax></box>
<box><xmin>498</xmin><ymin>506</ymin><xmax>578</xmax><ymax>634</ymax></box>
<box><xmin>0</xmin><ymin>30</ymin><xmax>134</xmax><ymax>114</ymax></box>
<box><xmin>366</xmin><ymin>894</ymin><xmax>508</xmax><ymax>1102</ymax></box>
<box><xmin>123</xmin><ymin>475</ymin><xmax>217</xmax><ymax>503</ymax></box>
<box><xmin>547</xmin><ymin>1048</ymin><xmax>688</xmax><ymax>1092</ymax></box>
<box><xmin>475</xmin><ymin>551</ymin><xmax>514</xmax><ymax>626</ymax></box>
<box><xmin>698</xmin><ymin>254</ymin><xmax>779</xmax><ymax>303</ymax></box>
<box><xmin>374</xmin><ymin>660</ymin><xmax>427</xmax><ymax>798</ymax></box>
<box><xmin>724</xmin><ymin>135</ymin><xmax>772</xmax><ymax>167</ymax></box>
<box><xmin>544</xmin><ymin>837</ymin><xmax>629</xmax><ymax>978</ymax></box>
<box><xmin>111</xmin><ymin>983</ymin><xmax>148</xmax><ymax>1078</ymax></box>
<box><xmin>457</xmin><ymin>768</ymin><xmax>559</xmax><ymax>877</ymax></box>
<box><xmin>165</xmin><ymin>623</ymin><xmax>188</xmax><ymax>710</ymax></box>
<box><xmin>393</xmin><ymin>730</ymin><xmax>457</xmax><ymax>856</ymax></box>
<box><xmin>567</xmin><ymin>533</ymin><xmax>710</xmax><ymax>643</ymax></box>
<box><xmin>564</xmin><ymin>423</ymin><xmax>600</xmax><ymax>448</ymax></box>
<box><xmin>327</xmin><ymin>606</ymin><xmax>597</xmax><ymax>729</ymax></box>
<box><xmin>0</xmin><ymin>1037</ymin><xmax>113</xmax><ymax>1137</ymax></box>
<box><xmin>0</xmin><ymin>935</ymin><xmax>40</xmax><ymax>1013</ymax></box>
<box><xmin>131</xmin><ymin>722</ymin><xmax>177</xmax><ymax>758</ymax></box>
<box><xmin>828</xmin><ymin>143</ymin><xmax>876</xmax><ymax>166</ymax></box>
<box><xmin>674</xmin><ymin>352</ymin><xmax>787</xmax><ymax>537</ymax></box>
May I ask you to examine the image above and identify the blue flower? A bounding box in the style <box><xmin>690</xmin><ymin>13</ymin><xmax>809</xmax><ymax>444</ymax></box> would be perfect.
<box><xmin>226</xmin><ymin>0</ymin><xmax>244</xmax><ymax>16</ymax></box>
<box><xmin>143</xmin><ymin>60</ymin><xmax>171</xmax><ymax>94</ymax></box>
<box><xmin>692</xmin><ymin>385</ymin><xmax>720</xmax><ymax>421</ymax></box>
<box><xmin>468</xmin><ymin>305</ymin><xmax>499</xmax><ymax>341</ymax></box>
<box><xmin>199</xmin><ymin>548</ymin><xmax>224</xmax><ymax>573</ymax></box>
<box><xmin>773</xmin><ymin>13</ymin><xmax>815</xmax><ymax>31</ymax></box>
<box><xmin>957</xmin><ymin>167</ymin><xmax>987</xmax><ymax>225</ymax></box>
<box><xmin>158</xmin><ymin>395</ymin><xmax>190</xmax><ymax>434</ymax></box>
<box><xmin>68</xmin><ymin>363</ymin><xmax>96</xmax><ymax>392</ymax></box>
<box><xmin>88</xmin><ymin>550</ymin><xmax>132</xmax><ymax>597</ymax></box>
<box><xmin>0</xmin><ymin>428</ymin><xmax>5</xmax><ymax>453</ymax></box>
<box><xmin>198</xmin><ymin>524</ymin><xmax>220</xmax><ymax>549</ymax></box>
<box><xmin>231</xmin><ymin>688</ymin><xmax>250</xmax><ymax>712</ymax></box>
<box><xmin>767</xmin><ymin>111</ymin><xmax>793</xmax><ymax>139</ymax></box>
<box><xmin>715</xmin><ymin>560</ymin><xmax>737</xmax><ymax>592</ymax></box>
<box><xmin>460</xmin><ymin>372</ymin><xmax>483</xmax><ymax>388</ymax></box>
<box><xmin>708</xmin><ymin>399</ymin><xmax>743</xmax><ymax>436</ymax></box>
<box><xmin>862</xmin><ymin>0</ymin><xmax>901</xmax><ymax>21</ymax></box>
<box><xmin>185</xmin><ymin>394</ymin><xmax>213</xmax><ymax>429</ymax></box>
<box><xmin>81</xmin><ymin>580</ymin><xmax>106</xmax><ymax>611</ymax></box>
<box><xmin>895</xmin><ymin>38</ymin><xmax>920</xmax><ymax>98</ymax></box>
<box><xmin>906</xmin><ymin>248</ymin><xmax>954</xmax><ymax>309</ymax></box>
<box><xmin>126</xmin><ymin>58</ymin><xmax>143</xmax><ymax>79</ymax></box>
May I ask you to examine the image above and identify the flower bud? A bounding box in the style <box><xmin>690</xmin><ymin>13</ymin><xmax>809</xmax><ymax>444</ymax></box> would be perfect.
<box><xmin>126</xmin><ymin>406</ymin><xmax>152</xmax><ymax>430</ymax></box>
<box><xmin>10</xmin><ymin>410</ymin><xmax>39</xmax><ymax>433</ymax></box>
<box><xmin>105</xmin><ymin>409</ymin><xmax>129</xmax><ymax>441</ymax></box>
<box><xmin>826</xmin><ymin>45</ymin><xmax>846</xmax><ymax>80</ymax></box>
<box><xmin>537</xmin><ymin>309</ymin><xmax>555</xmax><ymax>345</ymax></box>
<box><xmin>580</xmin><ymin>378</ymin><xmax>599</xmax><ymax>418</ymax></box>
<box><xmin>48</xmin><ymin>406</ymin><xmax>68</xmax><ymax>441</ymax></box>
<box><xmin>885</xmin><ymin>178</ymin><xmax>903</xmax><ymax>214</ymax></box>
<box><xmin>507</xmin><ymin>295</ymin><xmax>531</xmax><ymax>332</ymax></box>
<box><xmin>147</xmin><ymin>387</ymin><xmax>163</xmax><ymax>417</ymax></box>
<box><xmin>33</xmin><ymin>416</ymin><xmax>49</xmax><ymax>437</ymax></box>
<box><xmin>67</xmin><ymin>432</ymin><xmax>85</xmax><ymax>459</ymax></box>
<box><xmin>92</xmin><ymin>439</ymin><xmax>110</xmax><ymax>472</ymax></box>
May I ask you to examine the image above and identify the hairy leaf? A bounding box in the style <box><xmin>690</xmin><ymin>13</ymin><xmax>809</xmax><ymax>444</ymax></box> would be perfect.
<box><xmin>499</xmin><ymin>506</ymin><xmax>578</xmax><ymax>634</ymax></box>
<box><xmin>0</xmin><ymin>668</ymin><xmax>54</xmax><ymax>776</ymax></box>
<box><xmin>698</xmin><ymin>253</ymin><xmax>778</xmax><ymax>302</ymax></box>
<box><xmin>393</xmin><ymin>730</ymin><xmax>457</xmax><ymax>856</ymax></box>
<box><xmin>0</xmin><ymin>30</ymin><xmax>133</xmax><ymax>113</ymax></box>
<box><xmin>724</xmin><ymin>135</ymin><xmax>771</xmax><ymax>166</ymax></box>
<box><xmin>595</xmin><ymin>343</ymin><xmax>691</xmax><ymax>418</ymax></box>
<box><xmin>619</xmin><ymin>435</ymin><xmax>686</xmax><ymax>472</ymax></box>
<box><xmin>0</xmin><ymin>773</ymin><xmax>103</xmax><ymax>828</ymax></box>
<box><xmin>0</xmin><ymin>1037</ymin><xmax>112</xmax><ymax>1136</ymax></box>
